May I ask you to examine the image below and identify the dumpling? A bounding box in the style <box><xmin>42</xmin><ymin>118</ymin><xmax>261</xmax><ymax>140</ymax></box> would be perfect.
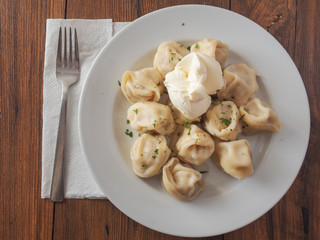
<box><xmin>204</xmin><ymin>101</ymin><xmax>241</xmax><ymax>141</ymax></box>
<box><xmin>131</xmin><ymin>134</ymin><xmax>171</xmax><ymax>178</ymax></box>
<box><xmin>127</xmin><ymin>102</ymin><xmax>176</xmax><ymax>135</ymax></box>
<box><xmin>162</xmin><ymin>157</ymin><xmax>205</xmax><ymax>201</ymax></box>
<box><xmin>121</xmin><ymin>67</ymin><xmax>164</xmax><ymax>103</ymax></box>
<box><xmin>218</xmin><ymin>63</ymin><xmax>258</xmax><ymax>107</ymax></box>
<box><xmin>167</xmin><ymin>99</ymin><xmax>201</xmax><ymax>125</ymax></box>
<box><xmin>212</xmin><ymin>139</ymin><xmax>253</xmax><ymax>180</ymax></box>
<box><xmin>153</xmin><ymin>41</ymin><xmax>190</xmax><ymax>78</ymax></box>
<box><xmin>171</xmin><ymin>124</ymin><xmax>215</xmax><ymax>165</ymax></box>
<box><xmin>191</xmin><ymin>38</ymin><xmax>229</xmax><ymax>67</ymax></box>
<box><xmin>239</xmin><ymin>98</ymin><xmax>282</xmax><ymax>135</ymax></box>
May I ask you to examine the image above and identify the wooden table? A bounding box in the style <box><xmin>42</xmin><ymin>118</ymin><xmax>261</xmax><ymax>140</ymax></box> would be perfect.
<box><xmin>1</xmin><ymin>0</ymin><xmax>319</xmax><ymax>239</ymax></box>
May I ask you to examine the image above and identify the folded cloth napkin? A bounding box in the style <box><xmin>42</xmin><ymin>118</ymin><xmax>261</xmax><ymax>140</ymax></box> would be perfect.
<box><xmin>41</xmin><ymin>19</ymin><xmax>129</xmax><ymax>198</ymax></box>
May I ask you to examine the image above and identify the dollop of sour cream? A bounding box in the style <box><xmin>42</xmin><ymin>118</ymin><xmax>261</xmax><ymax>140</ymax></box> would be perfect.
<box><xmin>164</xmin><ymin>52</ymin><xmax>224</xmax><ymax>119</ymax></box>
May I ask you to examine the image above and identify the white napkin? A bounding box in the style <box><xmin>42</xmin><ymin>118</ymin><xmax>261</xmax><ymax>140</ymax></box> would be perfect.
<box><xmin>41</xmin><ymin>19</ymin><xmax>130</xmax><ymax>198</ymax></box>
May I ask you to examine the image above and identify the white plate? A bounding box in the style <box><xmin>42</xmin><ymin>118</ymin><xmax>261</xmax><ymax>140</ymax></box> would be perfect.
<box><xmin>79</xmin><ymin>5</ymin><xmax>310</xmax><ymax>237</ymax></box>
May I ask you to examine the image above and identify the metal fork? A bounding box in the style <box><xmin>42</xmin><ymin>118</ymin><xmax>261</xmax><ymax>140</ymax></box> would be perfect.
<box><xmin>50</xmin><ymin>27</ymin><xmax>80</xmax><ymax>202</ymax></box>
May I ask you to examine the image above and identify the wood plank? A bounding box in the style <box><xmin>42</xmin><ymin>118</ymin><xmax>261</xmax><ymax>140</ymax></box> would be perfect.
<box><xmin>225</xmin><ymin>0</ymin><xmax>297</xmax><ymax>239</ymax></box>
<box><xmin>286</xmin><ymin>0</ymin><xmax>320</xmax><ymax>239</ymax></box>
<box><xmin>66</xmin><ymin>0</ymin><xmax>138</xmax><ymax>21</ymax></box>
<box><xmin>0</xmin><ymin>0</ymin><xmax>65</xmax><ymax>239</ymax></box>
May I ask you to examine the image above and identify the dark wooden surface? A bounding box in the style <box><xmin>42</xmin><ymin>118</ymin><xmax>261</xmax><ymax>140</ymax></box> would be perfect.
<box><xmin>0</xmin><ymin>0</ymin><xmax>319</xmax><ymax>239</ymax></box>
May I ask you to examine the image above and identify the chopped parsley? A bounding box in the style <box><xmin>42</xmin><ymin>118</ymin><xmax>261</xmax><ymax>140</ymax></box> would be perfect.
<box><xmin>183</xmin><ymin>119</ymin><xmax>192</xmax><ymax>135</ymax></box>
<box><xmin>126</xmin><ymin>119</ymin><xmax>130</xmax><ymax>124</ymax></box>
<box><xmin>220</xmin><ymin>117</ymin><xmax>231</xmax><ymax>126</ymax></box>
<box><xmin>141</xmin><ymin>164</ymin><xmax>146</xmax><ymax>168</ymax></box>
<box><xmin>152</xmin><ymin>156</ymin><xmax>156</xmax><ymax>159</ymax></box>
<box><xmin>242</xmin><ymin>121</ymin><xmax>249</xmax><ymax>129</ymax></box>
<box><xmin>183</xmin><ymin>119</ymin><xmax>192</xmax><ymax>129</ymax></box>
<box><xmin>118</xmin><ymin>80</ymin><xmax>121</xmax><ymax>86</ymax></box>
<box><xmin>239</xmin><ymin>114</ymin><xmax>245</xmax><ymax>121</ymax></box>
<box><xmin>216</xmin><ymin>89</ymin><xmax>221</xmax><ymax>93</ymax></box>
<box><xmin>125</xmin><ymin>129</ymin><xmax>133</xmax><ymax>137</ymax></box>
<box><xmin>144</xmin><ymin>130</ymin><xmax>158</xmax><ymax>136</ymax></box>
<box><xmin>182</xmin><ymin>23</ymin><xmax>185</xmax><ymax>26</ymax></box>
<box><xmin>133</xmin><ymin>109</ymin><xmax>138</xmax><ymax>114</ymax></box>
<box><xmin>155</xmin><ymin>149</ymin><xmax>159</xmax><ymax>154</ymax></box>
<box><xmin>195</xmin><ymin>43</ymin><xmax>199</xmax><ymax>48</ymax></box>
<box><xmin>187</xmin><ymin>46</ymin><xmax>191</xmax><ymax>51</ymax></box>
<box><xmin>200</xmin><ymin>171</ymin><xmax>208</xmax><ymax>174</ymax></box>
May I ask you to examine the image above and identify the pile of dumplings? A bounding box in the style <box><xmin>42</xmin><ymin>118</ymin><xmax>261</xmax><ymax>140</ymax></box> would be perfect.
<box><xmin>120</xmin><ymin>39</ymin><xmax>282</xmax><ymax>202</ymax></box>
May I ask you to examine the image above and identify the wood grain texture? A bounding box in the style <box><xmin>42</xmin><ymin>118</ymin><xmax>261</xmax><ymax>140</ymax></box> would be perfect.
<box><xmin>0</xmin><ymin>0</ymin><xmax>319</xmax><ymax>239</ymax></box>
<box><xmin>0</xmin><ymin>0</ymin><xmax>64</xmax><ymax>239</ymax></box>
<box><xmin>291</xmin><ymin>0</ymin><xmax>320</xmax><ymax>239</ymax></box>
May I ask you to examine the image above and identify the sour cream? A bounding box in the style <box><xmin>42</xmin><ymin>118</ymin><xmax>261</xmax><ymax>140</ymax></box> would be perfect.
<box><xmin>164</xmin><ymin>52</ymin><xmax>224</xmax><ymax>119</ymax></box>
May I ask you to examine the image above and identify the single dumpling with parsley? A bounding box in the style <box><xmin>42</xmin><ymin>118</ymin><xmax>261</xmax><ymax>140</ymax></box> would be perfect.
<box><xmin>218</xmin><ymin>63</ymin><xmax>258</xmax><ymax>107</ymax></box>
<box><xmin>204</xmin><ymin>101</ymin><xmax>241</xmax><ymax>141</ymax></box>
<box><xmin>212</xmin><ymin>139</ymin><xmax>253</xmax><ymax>180</ymax></box>
<box><xmin>131</xmin><ymin>134</ymin><xmax>171</xmax><ymax>178</ymax></box>
<box><xmin>153</xmin><ymin>41</ymin><xmax>190</xmax><ymax>78</ymax></box>
<box><xmin>191</xmin><ymin>38</ymin><xmax>229</xmax><ymax>67</ymax></box>
<box><xmin>127</xmin><ymin>102</ymin><xmax>176</xmax><ymax>135</ymax></box>
<box><xmin>170</xmin><ymin>124</ymin><xmax>215</xmax><ymax>166</ymax></box>
<box><xmin>162</xmin><ymin>157</ymin><xmax>205</xmax><ymax>201</ymax></box>
<box><xmin>121</xmin><ymin>67</ymin><xmax>164</xmax><ymax>103</ymax></box>
<box><xmin>239</xmin><ymin>97</ymin><xmax>282</xmax><ymax>135</ymax></box>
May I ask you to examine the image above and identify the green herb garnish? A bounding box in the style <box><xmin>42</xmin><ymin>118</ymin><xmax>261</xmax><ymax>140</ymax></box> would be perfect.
<box><xmin>133</xmin><ymin>109</ymin><xmax>138</xmax><ymax>114</ymax></box>
<box><xmin>118</xmin><ymin>80</ymin><xmax>121</xmax><ymax>86</ymax></box>
<box><xmin>144</xmin><ymin>130</ymin><xmax>158</xmax><ymax>136</ymax></box>
<box><xmin>195</xmin><ymin>43</ymin><xmax>199</xmax><ymax>48</ymax></box>
<box><xmin>125</xmin><ymin>129</ymin><xmax>133</xmax><ymax>137</ymax></box>
<box><xmin>220</xmin><ymin>117</ymin><xmax>231</xmax><ymax>126</ymax></box>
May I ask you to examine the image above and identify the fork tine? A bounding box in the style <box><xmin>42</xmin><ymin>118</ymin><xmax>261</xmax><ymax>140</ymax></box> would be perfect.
<box><xmin>68</xmin><ymin>27</ymin><xmax>72</xmax><ymax>66</ymax></box>
<box><xmin>56</xmin><ymin>27</ymin><xmax>62</xmax><ymax>66</ymax></box>
<box><xmin>74</xmin><ymin>28</ymin><xmax>80</xmax><ymax>69</ymax></box>
<box><xmin>64</xmin><ymin>27</ymin><xmax>67</xmax><ymax>66</ymax></box>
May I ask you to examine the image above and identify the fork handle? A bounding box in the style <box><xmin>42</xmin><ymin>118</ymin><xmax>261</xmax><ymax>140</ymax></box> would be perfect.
<box><xmin>50</xmin><ymin>84</ymin><xmax>69</xmax><ymax>202</ymax></box>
